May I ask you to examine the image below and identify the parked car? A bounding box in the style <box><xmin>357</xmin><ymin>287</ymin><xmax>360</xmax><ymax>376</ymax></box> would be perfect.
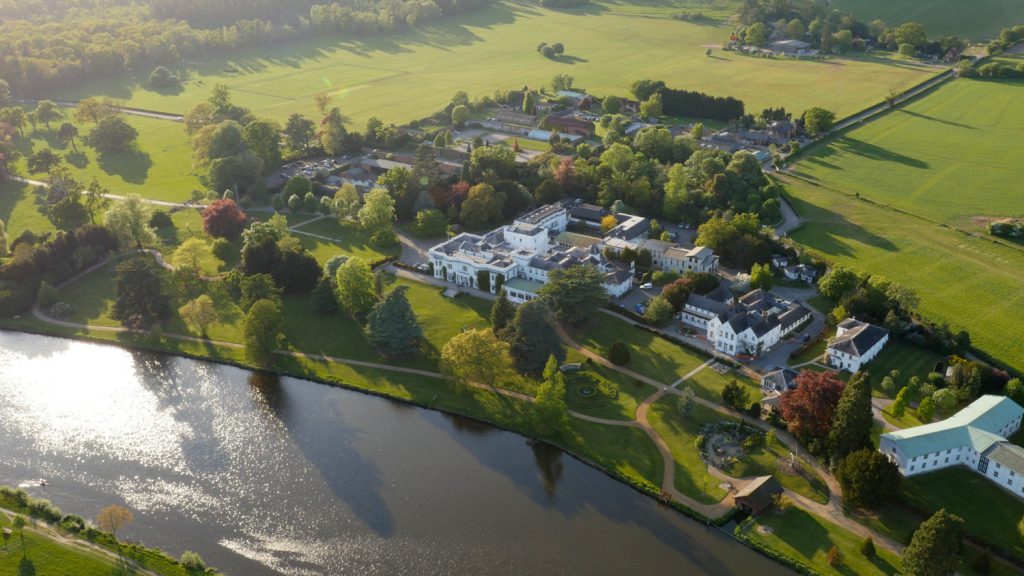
<box><xmin>639</xmin><ymin>282</ymin><xmax>654</xmax><ymax>290</ymax></box>
<box><xmin>416</xmin><ymin>263</ymin><xmax>430</xmax><ymax>272</ymax></box>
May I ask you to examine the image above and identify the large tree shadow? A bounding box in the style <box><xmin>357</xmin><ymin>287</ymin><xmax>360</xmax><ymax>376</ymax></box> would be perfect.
<box><xmin>96</xmin><ymin>148</ymin><xmax>152</xmax><ymax>185</ymax></box>
<box><xmin>898</xmin><ymin>109</ymin><xmax>976</xmax><ymax>130</ymax></box>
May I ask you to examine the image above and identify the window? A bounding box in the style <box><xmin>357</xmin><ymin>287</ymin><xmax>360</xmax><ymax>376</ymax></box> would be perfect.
<box><xmin>910</xmin><ymin>465</ymin><xmax>915</xmax><ymax>472</ymax></box>
<box><xmin>945</xmin><ymin>458</ymin><xmax>949</xmax><ymax>464</ymax></box>
<box><xmin>997</xmin><ymin>462</ymin><xmax>1002</xmax><ymax>469</ymax></box>
<box><xmin>995</xmin><ymin>471</ymin><xmax>1000</xmax><ymax>478</ymax></box>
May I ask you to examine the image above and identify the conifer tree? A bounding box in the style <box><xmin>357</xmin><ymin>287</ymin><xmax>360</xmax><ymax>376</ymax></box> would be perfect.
<box><xmin>366</xmin><ymin>286</ymin><xmax>422</xmax><ymax>356</ymax></box>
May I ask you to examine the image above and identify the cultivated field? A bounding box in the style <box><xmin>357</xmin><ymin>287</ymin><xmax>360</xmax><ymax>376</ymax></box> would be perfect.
<box><xmin>793</xmin><ymin>74</ymin><xmax>1024</xmax><ymax>230</ymax></box>
<box><xmin>48</xmin><ymin>1</ymin><xmax>939</xmax><ymax>127</ymax></box>
<box><xmin>781</xmin><ymin>175</ymin><xmax>1024</xmax><ymax>376</ymax></box>
<box><xmin>831</xmin><ymin>0</ymin><xmax>1024</xmax><ymax>40</ymax></box>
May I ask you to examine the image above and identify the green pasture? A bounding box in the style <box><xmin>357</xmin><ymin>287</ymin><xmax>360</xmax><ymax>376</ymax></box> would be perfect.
<box><xmin>50</xmin><ymin>1</ymin><xmax>937</xmax><ymax>127</ymax></box>
<box><xmin>794</xmin><ymin>76</ymin><xmax>1024</xmax><ymax>230</ymax></box>
<box><xmin>782</xmin><ymin>175</ymin><xmax>1024</xmax><ymax>376</ymax></box>
<box><xmin>645</xmin><ymin>397</ymin><xmax>729</xmax><ymax>504</ymax></box>
<box><xmin>0</xmin><ymin>180</ymin><xmax>56</xmax><ymax>240</ymax></box>
<box><xmin>831</xmin><ymin>0</ymin><xmax>1024</xmax><ymax>40</ymax></box>
<box><xmin>11</xmin><ymin>115</ymin><xmax>202</xmax><ymax>203</ymax></box>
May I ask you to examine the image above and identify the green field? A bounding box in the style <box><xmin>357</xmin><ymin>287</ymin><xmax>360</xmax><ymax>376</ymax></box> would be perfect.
<box><xmin>49</xmin><ymin>1</ymin><xmax>938</xmax><ymax>127</ymax></box>
<box><xmin>782</xmin><ymin>175</ymin><xmax>1024</xmax><ymax>376</ymax></box>
<box><xmin>12</xmin><ymin>115</ymin><xmax>202</xmax><ymax>203</ymax></box>
<box><xmin>831</xmin><ymin>0</ymin><xmax>1024</xmax><ymax>40</ymax></box>
<box><xmin>794</xmin><ymin>75</ymin><xmax>1024</xmax><ymax>230</ymax></box>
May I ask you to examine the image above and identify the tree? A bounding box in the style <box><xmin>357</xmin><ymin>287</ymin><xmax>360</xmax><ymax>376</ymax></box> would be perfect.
<box><xmin>1</xmin><ymin>106</ymin><xmax>27</xmax><ymax>138</ymax></box>
<box><xmin>366</xmin><ymin>286</ymin><xmax>422</xmax><ymax>356</ymax></box>
<box><xmin>722</xmin><ymin>379</ymin><xmax>750</xmax><ymax>411</ymax></box>
<box><xmin>0</xmin><ymin>219</ymin><xmax>7</xmax><ymax>258</ymax></box>
<box><xmin>284</xmin><ymin>113</ymin><xmax>315</xmax><ymax>153</ymax></box>
<box><xmin>603</xmin><ymin>95</ymin><xmax>622</xmax><ymax>114</ymax></box>
<box><xmin>802</xmin><ymin>107</ymin><xmax>836</xmax><ymax>137</ymax></box>
<box><xmin>240</xmin><ymin>273</ymin><xmax>281</xmax><ymax>310</ymax></box>
<box><xmin>917</xmin><ymin>395</ymin><xmax>936</xmax><ymax>422</ymax></box>
<box><xmin>828</xmin><ymin>372</ymin><xmax>873</xmax><ymax>462</ymax></box>
<box><xmin>506</xmin><ymin>300</ymin><xmax>564</xmax><ymax>375</ymax></box>
<box><xmin>178</xmin><ymin>295</ymin><xmax>218</xmax><ymax>337</ymax></box>
<box><xmin>644</xmin><ymin>295</ymin><xmax>675</xmax><ymax>327</ymax></box>
<box><xmin>892</xmin><ymin>387</ymin><xmax>910</xmax><ymax>417</ymax></box>
<box><xmin>860</xmin><ymin>537</ymin><xmax>876</xmax><ymax>558</ymax></box>
<box><xmin>415</xmin><ymin>209</ymin><xmax>448</xmax><ymax>237</ymax></box>
<box><xmin>522</xmin><ymin>91</ymin><xmax>536</xmax><ymax>114</ymax></box>
<box><xmin>746</xmin><ymin>22</ymin><xmax>769</xmax><ymax>46</ymax></box>
<box><xmin>335</xmin><ymin>257</ymin><xmax>377</xmax><ymax>318</ymax></box>
<box><xmin>171</xmin><ymin>238</ymin><xmax>218</xmax><ymax>275</ymax></box>
<box><xmin>112</xmin><ymin>256</ymin><xmax>169</xmax><ymax>330</ymax></box>
<box><xmin>27</xmin><ymin>148</ymin><xmax>61</xmax><ymax>174</ymax></box>
<box><xmin>677</xmin><ymin>385</ymin><xmax>696</xmax><ymax>417</ymax></box>
<box><xmin>104</xmin><ymin>195</ymin><xmax>156</xmax><ymax>248</ymax></box>
<box><xmin>441</xmin><ymin>328</ymin><xmax>513</xmax><ymax>386</ymax></box>
<box><xmin>34</xmin><ymin>100</ymin><xmax>63</xmax><ymax>130</ymax></box>
<box><xmin>902</xmin><ymin>509</ymin><xmax>964</xmax><ymax>576</ymax></box>
<box><xmin>57</xmin><ymin>122</ymin><xmax>79</xmax><ymax>151</ymax></box>
<box><xmin>787</xmin><ymin>19</ymin><xmax>806</xmax><ymax>39</ymax></box>
<box><xmin>459</xmin><ymin>183</ymin><xmax>506</xmax><ymax>229</ymax></box>
<box><xmin>779</xmin><ymin>370</ymin><xmax>845</xmax><ymax>443</ymax></box>
<box><xmin>932</xmin><ymin>387</ymin><xmax>958</xmax><ymax>413</ymax></box>
<box><xmin>358</xmin><ymin>188</ymin><xmax>397</xmax><ymax>244</ymax></box>
<box><xmin>86</xmin><ymin>116</ymin><xmax>139</xmax><ymax>153</ymax></box>
<box><xmin>451</xmin><ymin>104</ymin><xmax>469</xmax><ymax>128</ymax></box>
<box><xmin>836</xmin><ymin>448</ymin><xmax>901</xmax><ymax>508</ymax></box>
<box><xmin>96</xmin><ymin>505</ymin><xmax>134</xmax><ymax>542</ymax></box>
<box><xmin>817</xmin><ymin>266</ymin><xmax>859</xmax><ymax>299</ymax></box>
<box><xmin>539</xmin><ymin>265</ymin><xmax>607</xmax><ymax>326</ymax></box>
<box><xmin>608</xmin><ymin>341</ymin><xmax>631</xmax><ymax>365</ymax></box>
<box><xmin>491</xmin><ymin>288</ymin><xmax>516</xmax><ymax>332</ymax></box>
<box><xmin>11</xmin><ymin>515</ymin><xmax>26</xmax><ymax>554</ymax></box>
<box><xmin>640</xmin><ymin>93</ymin><xmax>663</xmax><ymax>120</ymax></box>
<box><xmin>600</xmin><ymin>214</ymin><xmax>618</xmax><ymax>234</ymax></box>
<box><xmin>319</xmin><ymin>107</ymin><xmax>348</xmax><ymax>155</ymax></box>
<box><xmin>534</xmin><ymin>356</ymin><xmax>569</xmax><ymax>436</ymax></box>
<box><xmin>243</xmin><ymin>119</ymin><xmax>282</xmax><ymax>171</ymax></box>
<box><xmin>827</xmin><ymin>545</ymin><xmax>842</xmax><ymax>568</ymax></box>
<box><xmin>202</xmin><ymin>199</ymin><xmax>247</xmax><ymax>239</ymax></box>
<box><xmin>243</xmin><ymin>299</ymin><xmax>282</xmax><ymax>367</ymax></box>
<box><xmin>314</xmin><ymin>91</ymin><xmax>332</xmax><ymax>115</ymax></box>
<box><xmin>749</xmin><ymin>262</ymin><xmax>773</xmax><ymax>290</ymax></box>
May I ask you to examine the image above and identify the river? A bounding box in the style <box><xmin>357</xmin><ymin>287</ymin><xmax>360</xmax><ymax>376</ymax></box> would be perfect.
<box><xmin>0</xmin><ymin>331</ymin><xmax>792</xmax><ymax>575</ymax></box>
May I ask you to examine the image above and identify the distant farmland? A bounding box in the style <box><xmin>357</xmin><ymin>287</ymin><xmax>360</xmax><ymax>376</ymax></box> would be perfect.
<box><xmin>831</xmin><ymin>0</ymin><xmax>1024</xmax><ymax>40</ymax></box>
<box><xmin>49</xmin><ymin>0</ymin><xmax>938</xmax><ymax>127</ymax></box>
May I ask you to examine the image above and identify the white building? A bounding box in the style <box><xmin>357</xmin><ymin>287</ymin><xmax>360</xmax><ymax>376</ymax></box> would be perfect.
<box><xmin>880</xmin><ymin>396</ymin><xmax>1024</xmax><ymax>498</ymax></box>
<box><xmin>428</xmin><ymin>203</ymin><xmax>633</xmax><ymax>303</ymax></box>
<box><xmin>641</xmin><ymin>239</ymin><xmax>719</xmax><ymax>275</ymax></box>
<box><xmin>683</xmin><ymin>288</ymin><xmax>812</xmax><ymax>358</ymax></box>
<box><xmin>827</xmin><ymin>318</ymin><xmax>889</xmax><ymax>372</ymax></box>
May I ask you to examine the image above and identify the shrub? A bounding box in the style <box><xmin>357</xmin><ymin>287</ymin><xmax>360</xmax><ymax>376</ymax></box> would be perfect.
<box><xmin>202</xmin><ymin>199</ymin><xmax>247</xmax><ymax>239</ymax></box>
<box><xmin>695</xmin><ymin>434</ymin><xmax>706</xmax><ymax>450</ymax></box>
<box><xmin>608</xmin><ymin>341</ymin><xmax>631</xmax><ymax>365</ymax></box>
<box><xmin>973</xmin><ymin>550</ymin><xmax>992</xmax><ymax>575</ymax></box>
<box><xmin>826</xmin><ymin>545</ymin><xmax>841</xmax><ymax>567</ymax></box>
<box><xmin>860</xmin><ymin>537</ymin><xmax>875</xmax><ymax>557</ymax></box>
<box><xmin>211</xmin><ymin>237</ymin><xmax>233</xmax><ymax>263</ymax></box>
<box><xmin>181</xmin><ymin>551</ymin><xmax>206</xmax><ymax>571</ymax></box>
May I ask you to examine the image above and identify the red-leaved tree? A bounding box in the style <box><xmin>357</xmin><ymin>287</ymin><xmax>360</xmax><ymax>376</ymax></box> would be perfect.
<box><xmin>779</xmin><ymin>370</ymin><xmax>845</xmax><ymax>444</ymax></box>
<box><xmin>202</xmin><ymin>199</ymin><xmax>247</xmax><ymax>239</ymax></box>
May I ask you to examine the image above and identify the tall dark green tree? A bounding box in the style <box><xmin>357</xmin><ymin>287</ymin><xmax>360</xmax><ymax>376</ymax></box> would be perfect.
<box><xmin>243</xmin><ymin>299</ymin><xmax>282</xmax><ymax>367</ymax></box>
<box><xmin>491</xmin><ymin>288</ymin><xmax>515</xmax><ymax>332</ymax></box>
<box><xmin>112</xmin><ymin>256</ymin><xmax>170</xmax><ymax>330</ymax></box>
<box><xmin>835</xmin><ymin>448</ymin><xmax>901</xmax><ymax>509</ymax></box>
<box><xmin>828</xmin><ymin>371</ymin><xmax>874</xmax><ymax>462</ymax></box>
<box><xmin>902</xmin><ymin>509</ymin><xmax>965</xmax><ymax>576</ymax></box>
<box><xmin>366</xmin><ymin>286</ymin><xmax>422</xmax><ymax>356</ymax></box>
<box><xmin>507</xmin><ymin>300</ymin><xmax>564</xmax><ymax>375</ymax></box>
<box><xmin>538</xmin><ymin>265</ymin><xmax>608</xmax><ymax>326</ymax></box>
<box><xmin>533</xmin><ymin>355</ymin><xmax>569</xmax><ymax>436</ymax></box>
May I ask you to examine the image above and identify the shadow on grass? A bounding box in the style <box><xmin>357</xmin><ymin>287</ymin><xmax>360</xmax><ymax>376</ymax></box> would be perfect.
<box><xmin>96</xmin><ymin>148</ymin><xmax>152</xmax><ymax>185</ymax></box>
<box><xmin>898</xmin><ymin>109</ymin><xmax>976</xmax><ymax>130</ymax></box>
<box><xmin>18</xmin><ymin>557</ymin><xmax>36</xmax><ymax>576</ymax></box>
<box><xmin>831</xmin><ymin>137</ymin><xmax>929</xmax><ymax>169</ymax></box>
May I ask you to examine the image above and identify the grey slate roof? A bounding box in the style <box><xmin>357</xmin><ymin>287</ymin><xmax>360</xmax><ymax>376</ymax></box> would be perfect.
<box><xmin>778</xmin><ymin>303</ymin><xmax>811</xmax><ymax>326</ymax></box>
<box><xmin>829</xmin><ymin>320</ymin><xmax>889</xmax><ymax>358</ymax></box>
<box><xmin>762</xmin><ymin>366</ymin><xmax>799</xmax><ymax>391</ymax></box>
<box><xmin>986</xmin><ymin>443</ymin><xmax>1024</xmax><ymax>476</ymax></box>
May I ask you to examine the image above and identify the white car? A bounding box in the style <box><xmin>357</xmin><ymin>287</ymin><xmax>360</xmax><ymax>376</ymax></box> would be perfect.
<box><xmin>639</xmin><ymin>282</ymin><xmax>654</xmax><ymax>290</ymax></box>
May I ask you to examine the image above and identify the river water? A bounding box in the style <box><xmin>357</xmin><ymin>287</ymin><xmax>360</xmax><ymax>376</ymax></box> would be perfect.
<box><xmin>0</xmin><ymin>331</ymin><xmax>791</xmax><ymax>575</ymax></box>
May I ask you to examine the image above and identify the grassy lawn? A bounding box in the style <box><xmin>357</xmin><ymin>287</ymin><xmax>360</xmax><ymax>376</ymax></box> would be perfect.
<box><xmin>566</xmin><ymin>418</ymin><xmax>663</xmax><ymax>491</ymax></box>
<box><xmin>781</xmin><ymin>175</ymin><xmax>1024</xmax><ymax>376</ymax></box>
<box><xmin>292</xmin><ymin>218</ymin><xmax>400</xmax><ymax>264</ymax></box>
<box><xmin>830</xmin><ymin>0</ymin><xmax>1024</xmax><ymax>39</ymax></box>
<box><xmin>793</xmin><ymin>76</ymin><xmax>1024</xmax><ymax>231</ymax></box>
<box><xmin>723</xmin><ymin>443</ymin><xmax>831</xmax><ymax>505</ymax></box>
<box><xmin>646</xmin><ymin>397</ymin><xmax>728</xmax><ymax>504</ymax></box>
<box><xmin>791</xmin><ymin>337</ymin><xmax>828</xmax><ymax>365</ymax></box>
<box><xmin>901</xmin><ymin>467</ymin><xmax>1024</xmax><ymax>560</ymax></box>
<box><xmin>569</xmin><ymin>313</ymin><xmax>706</xmax><ymax>385</ymax></box>
<box><xmin>0</xmin><ymin>180</ymin><xmax>56</xmax><ymax>240</ymax></box>
<box><xmin>11</xmin><ymin>115</ymin><xmax>203</xmax><ymax>203</ymax></box>
<box><xmin>49</xmin><ymin>2</ymin><xmax>936</xmax><ymax>127</ymax></box>
<box><xmin>680</xmin><ymin>365</ymin><xmax>760</xmax><ymax>405</ymax></box>
<box><xmin>743</xmin><ymin>507</ymin><xmax>904</xmax><ymax>576</ymax></box>
<box><xmin>564</xmin><ymin>363</ymin><xmax>650</xmax><ymax>421</ymax></box>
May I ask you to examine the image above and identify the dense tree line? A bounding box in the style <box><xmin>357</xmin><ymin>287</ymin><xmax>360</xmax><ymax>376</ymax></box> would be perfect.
<box><xmin>629</xmin><ymin>80</ymin><xmax>744</xmax><ymax>121</ymax></box>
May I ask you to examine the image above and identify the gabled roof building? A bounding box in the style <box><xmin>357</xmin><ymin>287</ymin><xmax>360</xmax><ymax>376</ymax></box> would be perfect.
<box><xmin>880</xmin><ymin>396</ymin><xmax>1024</xmax><ymax>498</ymax></box>
<box><xmin>827</xmin><ymin>318</ymin><xmax>889</xmax><ymax>372</ymax></box>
